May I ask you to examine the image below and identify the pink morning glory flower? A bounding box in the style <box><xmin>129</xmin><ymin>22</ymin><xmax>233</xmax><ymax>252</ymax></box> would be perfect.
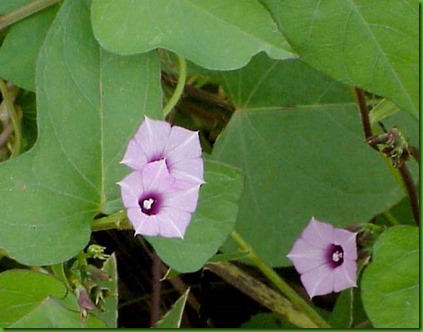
<box><xmin>287</xmin><ymin>217</ymin><xmax>358</xmax><ymax>298</ymax></box>
<box><xmin>118</xmin><ymin>160</ymin><xmax>200</xmax><ymax>238</ymax></box>
<box><xmin>121</xmin><ymin>117</ymin><xmax>204</xmax><ymax>185</ymax></box>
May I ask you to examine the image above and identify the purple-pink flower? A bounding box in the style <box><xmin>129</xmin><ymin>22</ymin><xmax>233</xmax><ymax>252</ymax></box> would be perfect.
<box><xmin>119</xmin><ymin>117</ymin><xmax>204</xmax><ymax>239</ymax></box>
<box><xmin>118</xmin><ymin>160</ymin><xmax>200</xmax><ymax>238</ymax></box>
<box><xmin>121</xmin><ymin>116</ymin><xmax>204</xmax><ymax>185</ymax></box>
<box><xmin>287</xmin><ymin>217</ymin><xmax>358</xmax><ymax>298</ymax></box>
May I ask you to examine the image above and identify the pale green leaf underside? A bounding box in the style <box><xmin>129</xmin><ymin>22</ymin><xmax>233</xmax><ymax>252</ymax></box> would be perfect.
<box><xmin>91</xmin><ymin>0</ymin><xmax>296</xmax><ymax>70</ymax></box>
<box><xmin>263</xmin><ymin>0</ymin><xmax>418</xmax><ymax>119</ymax></box>
<box><xmin>361</xmin><ymin>226</ymin><xmax>419</xmax><ymax>328</ymax></box>
<box><xmin>0</xmin><ymin>0</ymin><xmax>162</xmax><ymax>265</ymax></box>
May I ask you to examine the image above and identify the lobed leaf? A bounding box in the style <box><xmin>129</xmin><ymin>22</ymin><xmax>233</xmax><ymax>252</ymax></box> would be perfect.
<box><xmin>212</xmin><ymin>54</ymin><xmax>405</xmax><ymax>267</ymax></box>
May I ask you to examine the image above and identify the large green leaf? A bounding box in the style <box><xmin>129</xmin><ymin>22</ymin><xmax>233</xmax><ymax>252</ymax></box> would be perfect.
<box><xmin>262</xmin><ymin>0</ymin><xmax>419</xmax><ymax>119</ymax></box>
<box><xmin>9</xmin><ymin>297</ymin><xmax>106</xmax><ymax>328</ymax></box>
<box><xmin>91</xmin><ymin>0</ymin><xmax>296</xmax><ymax>70</ymax></box>
<box><xmin>0</xmin><ymin>269</ymin><xmax>67</xmax><ymax>327</ymax></box>
<box><xmin>361</xmin><ymin>226</ymin><xmax>419</xmax><ymax>328</ymax></box>
<box><xmin>212</xmin><ymin>54</ymin><xmax>405</xmax><ymax>267</ymax></box>
<box><xmin>147</xmin><ymin>160</ymin><xmax>244</xmax><ymax>273</ymax></box>
<box><xmin>0</xmin><ymin>4</ymin><xmax>59</xmax><ymax>91</ymax></box>
<box><xmin>0</xmin><ymin>0</ymin><xmax>162</xmax><ymax>266</ymax></box>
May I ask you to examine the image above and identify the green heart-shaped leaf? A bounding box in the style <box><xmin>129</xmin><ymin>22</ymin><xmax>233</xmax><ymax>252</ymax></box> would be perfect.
<box><xmin>0</xmin><ymin>0</ymin><xmax>162</xmax><ymax>266</ymax></box>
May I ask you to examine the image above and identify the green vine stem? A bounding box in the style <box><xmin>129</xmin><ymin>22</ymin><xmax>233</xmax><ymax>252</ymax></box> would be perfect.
<box><xmin>0</xmin><ymin>0</ymin><xmax>61</xmax><ymax>31</ymax></box>
<box><xmin>0</xmin><ymin>79</ymin><xmax>21</xmax><ymax>157</ymax></box>
<box><xmin>230</xmin><ymin>230</ymin><xmax>330</xmax><ymax>328</ymax></box>
<box><xmin>91</xmin><ymin>210</ymin><xmax>132</xmax><ymax>231</ymax></box>
<box><xmin>205</xmin><ymin>261</ymin><xmax>318</xmax><ymax>328</ymax></box>
<box><xmin>162</xmin><ymin>54</ymin><xmax>187</xmax><ymax>117</ymax></box>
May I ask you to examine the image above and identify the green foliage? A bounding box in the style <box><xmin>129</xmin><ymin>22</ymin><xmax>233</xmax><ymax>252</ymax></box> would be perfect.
<box><xmin>212</xmin><ymin>54</ymin><xmax>405</xmax><ymax>266</ymax></box>
<box><xmin>91</xmin><ymin>0</ymin><xmax>296</xmax><ymax>70</ymax></box>
<box><xmin>263</xmin><ymin>0</ymin><xmax>419</xmax><ymax>119</ymax></box>
<box><xmin>0</xmin><ymin>4</ymin><xmax>59</xmax><ymax>91</ymax></box>
<box><xmin>0</xmin><ymin>0</ymin><xmax>418</xmax><ymax>328</ymax></box>
<box><xmin>0</xmin><ymin>270</ymin><xmax>66</xmax><ymax>327</ymax></box>
<box><xmin>0</xmin><ymin>0</ymin><xmax>162</xmax><ymax>265</ymax></box>
<box><xmin>361</xmin><ymin>226</ymin><xmax>419</xmax><ymax>328</ymax></box>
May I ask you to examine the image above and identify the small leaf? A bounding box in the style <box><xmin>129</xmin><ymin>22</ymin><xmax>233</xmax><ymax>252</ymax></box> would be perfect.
<box><xmin>361</xmin><ymin>226</ymin><xmax>418</xmax><ymax>328</ymax></box>
<box><xmin>9</xmin><ymin>297</ymin><xmax>106</xmax><ymax>328</ymax></box>
<box><xmin>91</xmin><ymin>0</ymin><xmax>296</xmax><ymax>70</ymax></box>
<box><xmin>147</xmin><ymin>160</ymin><xmax>244</xmax><ymax>273</ymax></box>
<box><xmin>263</xmin><ymin>0</ymin><xmax>419</xmax><ymax>118</ymax></box>
<box><xmin>154</xmin><ymin>289</ymin><xmax>190</xmax><ymax>328</ymax></box>
<box><xmin>0</xmin><ymin>269</ymin><xmax>67</xmax><ymax>327</ymax></box>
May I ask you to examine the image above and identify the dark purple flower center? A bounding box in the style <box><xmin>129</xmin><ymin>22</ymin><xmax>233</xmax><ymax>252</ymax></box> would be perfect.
<box><xmin>327</xmin><ymin>244</ymin><xmax>344</xmax><ymax>268</ymax></box>
<box><xmin>138</xmin><ymin>193</ymin><xmax>161</xmax><ymax>216</ymax></box>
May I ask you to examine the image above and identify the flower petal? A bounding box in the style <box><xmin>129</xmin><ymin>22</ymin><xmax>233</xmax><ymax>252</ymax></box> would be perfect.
<box><xmin>301</xmin><ymin>264</ymin><xmax>334</xmax><ymax>298</ymax></box>
<box><xmin>287</xmin><ymin>238</ymin><xmax>326</xmax><ymax>274</ymax></box>
<box><xmin>133</xmin><ymin>117</ymin><xmax>171</xmax><ymax>160</ymax></box>
<box><xmin>118</xmin><ymin>171</ymin><xmax>144</xmax><ymax>208</ymax></box>
<box><xmin>333</xmin><ymin>260</ymin><xmax>357</xmax><ymax>292</ymax></box>
<box><xmin>156</xmin><ymin>207</ymin><xmax>192</xmax><ymax>238</ymax></box>
<box><xmin>162</xmin><ymin>183</ymin><xmax>201</xmax><ymax>213</ymax></box>
<box><xmin>141</xmin><ymin>159</ymin><xmax>174</xmax><ymax>193</ymax></box>
<box><xmin>165</xmin><ymin>126</ymin><xmax>202</xmax><ymax>162</ymax></box>
<box><xmin>300</xmin><ymin>217</ymin><xmax>335</xmax><ymax>249</ymax></box>
<box><xmin>170</xmin><ymin>158</ymin><xmax>204</xmax><ymax>184</ymax></box>
<box><xmin>121</xmin><ymin>138</ymin><xmax>149</xmax><ymax>170</ymax></box>
<box><xmin>334</xmin><ymin>228</ymin><xmax>358</xmax><ymax>260</ymax></box>
<box><xmin>135</xmin><ymin>214</ymin><xmax>160</xmax><ymax>237</ymax></box>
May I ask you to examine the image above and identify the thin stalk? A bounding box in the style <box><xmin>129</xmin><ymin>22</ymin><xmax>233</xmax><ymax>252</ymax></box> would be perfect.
<box><xmin>354</xmin><ymin>87</ymin><xmax>373</xmax><ymax>140</ymax></box>
<box><xmin>382</xmin><ymin>212</ymin><xmax>400</xmax><ymax>226</ymax></box>
<box><xmin>51</xmin><ymin>263</ymin><xmax>72</xmax><ymax>290</ymax></box>
<box><xmin>91</xmin><ymin>210</ymin><xmax>132</xmax><ymax>231</ymax></box>
<box><xmin>150</xmin><ymin>252</ymin><xmax>162</xmax><ymax>326</ymax></box>
<box><xmin>398</xmin><ymin>163</ymin><xmax>419</xmax><ymax>226</ymax></box>
<box><xmin>0</xmin><ymin>0</ymin><xmax>61</xmax><ymax>31</ymax></box>
<box><xmin>206</xmin><ymin>261</ymin><xmax>318</xmax><ymax>328</ymax></box>
<box><xmin>162</xmin><ymin>54</ymin><xmax>187</xmax><ymax>117</ymax></box>
<box><xmin>354</xmin><ymin>87</ymin><xmax>419</xmax><ymax>227</ymax></box>
<box><xmin>0</xmin><ymin>79</ymin><xmax>21</xmax><ymax>157</ymax></box>
<box><xmin>230</xmin><ymin>231</ymin><xmax>330</xmax><ymax>328</ymax></box>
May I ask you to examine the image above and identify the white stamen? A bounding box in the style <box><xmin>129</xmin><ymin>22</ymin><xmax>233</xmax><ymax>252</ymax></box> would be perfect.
<box><xmin>143</xmin><ymin>198</ymin><xmax>155</xmax><ymax>210</ymax></box>
<box><xmin>332</xmin><ymin>250</ymin><xmax>343</xmax><ymax>262</ymax></box>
